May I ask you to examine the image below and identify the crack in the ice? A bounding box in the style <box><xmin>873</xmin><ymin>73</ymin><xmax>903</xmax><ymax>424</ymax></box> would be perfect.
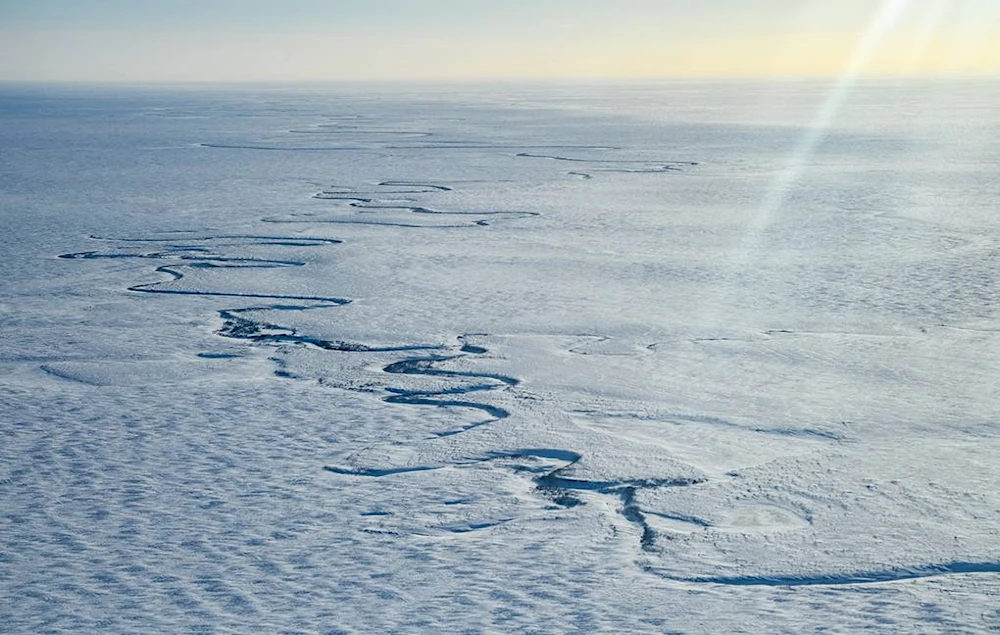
<box><xmin>59</xmin><ymin>246</ymin><xmax>351</xmax><ymax>305</ymax></box>
<box><xmin>571</xmin><ymin>408</ymin><xmax>846</xmax><ymax>442</ymax></box>
<box><xmin>298</xmin><ymin>180</ymin><xmax>538</xmax><ymax>228</ymax></box>
<box><xmin>288</xmin><ymin>126</ymin><xmax>432</xmax><ymax>137</ymax></box>
<box><xmin>649</xmin><ymin>562</ymin><xmax>1000</xmax><ymax>587</ymax></box>
<box><xmin>200</xmin><ymin>143</ymin><xmax>374</xmax><ymax>151</ymax></box>
<box><xmin>62</xmin><ymin>235</ymin><xmax>519</xmax><ymax>440</ymax></box>
<box><xmin>86</xmin><ymin>233</ymin><xmax>343</xmax><ymax>247</ymax></box>
<box><xmin>324</xmin><ymin>445</ymin><xmax>704</xmax><ymax>550</ymax></box>
<box><xmin>59</xmin><ymin>138</ymin><xmax>707</xmax><ymax>559</ymax></box>
<box><xmin>65</xmin><ymin>235</ymin><xmax>701</xmax><ymax>554</ymax></box>
<box><xmin>516</xmin><ymin>152</ymin><xmax>699</xmax><ymax>174</ymax></box>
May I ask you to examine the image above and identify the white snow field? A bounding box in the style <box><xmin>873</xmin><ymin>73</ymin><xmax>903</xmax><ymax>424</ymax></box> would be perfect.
<box><xmin>2</xmin><ymin>80</ymin><xmax>999</xmax><ymax>633</ymax></box>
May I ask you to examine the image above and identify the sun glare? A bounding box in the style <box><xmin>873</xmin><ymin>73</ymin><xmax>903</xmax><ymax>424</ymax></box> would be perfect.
<box><xmin>737</xmin><ymin>0</ymin><xmax>915</xmax><ymax>247</ymax></box>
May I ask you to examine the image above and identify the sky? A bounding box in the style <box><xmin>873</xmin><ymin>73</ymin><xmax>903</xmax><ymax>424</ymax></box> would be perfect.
<box><xmin>1</xmin><ymin>0</ymin><xmax>998</xmax><ymax>82</ymax></box>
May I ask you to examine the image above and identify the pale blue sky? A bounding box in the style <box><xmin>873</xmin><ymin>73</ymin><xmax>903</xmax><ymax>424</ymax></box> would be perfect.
<box><xmin>2</xmin><ymin>1</ymin><xmax>997</xmax><ymax>81</ymax></box>
<box><xmin>0</xmin><ymin>1</ymin><xmax>793</xmax><ymax>30</ymax></box>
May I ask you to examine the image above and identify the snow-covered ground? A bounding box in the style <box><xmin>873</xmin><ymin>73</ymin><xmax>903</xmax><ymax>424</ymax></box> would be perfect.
<box><xmin>2</xmin><ymin>81</ymin><xmax>999</xmax><ymax>633</ymax></box>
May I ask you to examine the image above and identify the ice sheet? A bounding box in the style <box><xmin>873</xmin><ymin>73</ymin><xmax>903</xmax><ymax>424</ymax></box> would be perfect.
<box><xmin>2</xmin><ymin>80</ymin><xmax>999</xmax><ymax>633</ymax></box>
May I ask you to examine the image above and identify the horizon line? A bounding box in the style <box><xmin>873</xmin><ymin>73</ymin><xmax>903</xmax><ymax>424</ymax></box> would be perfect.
<box><xmin>2</xmin><ymin>70</ymin><xmax>998</xmax><ymax>87</ymax></box>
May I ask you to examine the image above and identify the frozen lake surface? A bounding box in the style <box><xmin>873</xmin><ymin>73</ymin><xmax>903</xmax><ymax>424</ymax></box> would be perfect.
<box><xmin>2</xmin><ymin>80</ymin><xmax>999</xmax><ymax>633</ymax></box>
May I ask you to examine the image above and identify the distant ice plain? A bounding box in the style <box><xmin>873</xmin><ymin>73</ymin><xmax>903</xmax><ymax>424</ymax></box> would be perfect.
<box><xmin>2</xmin><ymin>80</ymin><xmax>999</xmax><ymax>633</ymax></box>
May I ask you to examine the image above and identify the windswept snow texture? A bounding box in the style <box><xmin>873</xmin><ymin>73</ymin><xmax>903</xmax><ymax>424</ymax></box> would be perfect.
<box><xmin>3</xmin><ymin>82</ymin><xmax>1000</xmax><ymax>633</ymax></box>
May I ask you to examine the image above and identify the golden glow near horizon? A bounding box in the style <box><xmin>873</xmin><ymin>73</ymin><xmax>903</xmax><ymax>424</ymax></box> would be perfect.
<box><xmin>490</xmin><ymin>0</ymin><xmax>1000</xmax><ymax>80</ymax></box>
<box><xmin>1</xmin><ymin>0</ymin><xmax>998</xmax><ymax>81</ymax></box>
